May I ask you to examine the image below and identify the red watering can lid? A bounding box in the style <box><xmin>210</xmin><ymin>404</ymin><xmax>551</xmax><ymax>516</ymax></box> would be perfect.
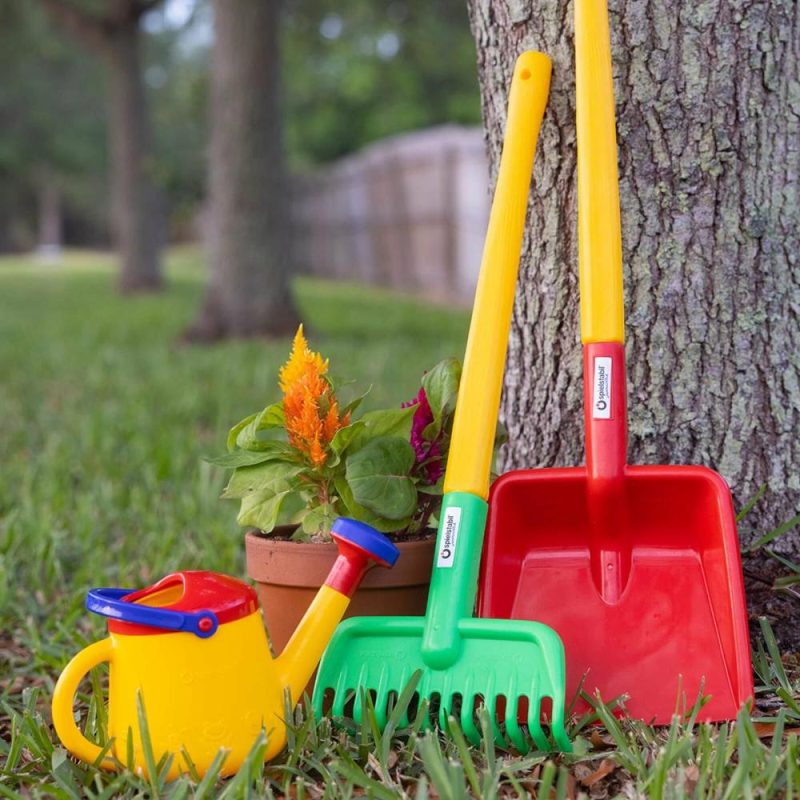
<box><xmin>88</xmin><ymin>571</ymin><xmax>259</xmax><ymax>637</ymax></box>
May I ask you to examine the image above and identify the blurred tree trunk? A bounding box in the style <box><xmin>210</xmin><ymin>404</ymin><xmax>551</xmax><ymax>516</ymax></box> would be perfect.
<box><xmin>35</xmin><ymin>168</ymin><xmax>62</xmax><ymax>259</ymax></box>
<box><xmin>38</xmin><ymin>0</ymin><xmax>163</xmax><ymax>292</ymax></box>
<box><xmin>106</xmin><ymin>19</ymin><xmax>162</xmax><ymax>291</ymax></box>
<box><xmin>467</xmin><ymin>1</ymin><xmax>799</xmax><ymax>554</ymax></box>
<box><xmin>186</xmin><ymin>0</ymin><xmax>299</xmax><ymax>340</ymax></box>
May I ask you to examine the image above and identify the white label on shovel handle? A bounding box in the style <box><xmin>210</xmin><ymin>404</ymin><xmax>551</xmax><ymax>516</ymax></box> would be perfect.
<box><xmin>593</xmin><ymin>357</ymin><xmax>612</xmax><ymax>419</ymax></box>
<box><xmin>437</xmin><ymin>507</ymin><xmax>461</xmax><ymax>568</ymax></box>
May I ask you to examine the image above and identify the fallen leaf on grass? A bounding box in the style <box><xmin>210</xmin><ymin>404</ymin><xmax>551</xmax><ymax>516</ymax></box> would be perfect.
<box><xmin>565</xmin><ymin>771</ymin><xmax>579</xmax><ymax>799</ymax></box>
<box><xmin>580</xmin><ymin>759</ymin><xmax>618</xmax><ymax>787</ymax></box>
<box><xmin>752</xmin><ymin>722</ymin><xmax>800</xmax><ymax>738</ymax></box>
<box><xmin>683</xmin><ymin>764</ymin><xmax>700</xmax><ymax>794</ymax></box>
<box><xmin>590</xmin><ymin>729</ymin><xmax>616</xmax><ymax>749</ymax></box>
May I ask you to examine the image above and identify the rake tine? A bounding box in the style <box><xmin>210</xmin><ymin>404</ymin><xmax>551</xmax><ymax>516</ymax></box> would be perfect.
<box><xmin>457</xmin><ymin>677</ymin><xmax>477</xmax><ymax>746</ymax></box>
<box><xmin>438</xmin><ymin>692</ymin><xmax>451</xmax><ymax>733</ymax></box>
<box><xmin>480</xmin><ymin>673</ymin><xmax>502</xmax><ymax>748</ymax></box>
<box><xmin>486</xmin><ymin>694</ymin><xmax>507</xmax><ymax>749</ymax></box>
<box><xmin>373</xmin><ymin>691</ymin><xmax>388</xmax><ymax>731</ymax></box>
<box><xmin>330</xmin><ymin>675</ymin><xmax>349</xmax><ymax>718</ymax></box>
<box><xmin>397</xmin><ymin>667</ymin><xmax>417</xmax><ymax>728</ymax></box>
<box><xmin>396</xmin><ymin>696</ymin><xmax>410</xmax><ymax>729</ymax></box>
<box><xmin>373</xmin><ymin>668</ymin><xmax>390</xmax><ymax>730</ymax></box>
<box><xmin>505</xmin><ymin>694</ymin><xmax>527</xmax><ymax>753</ymax></box>
<box><xmin>526</xmin><ymin>696</ymin><xmax>550</xmax><ymax>752</ymax></box>
<box><xmin>416</xmin><ymin>691</ymin><xmax>432</xmax><ymax>734</ymax></box>
<box><xmin>461</xmin><ymin>692</ymin><xmax>483</xmax><ymax>745</ymax></box>
<box><xmin>333</xmin><ymin>687</ymin><xmax>352</xmax><ymax>717</ymax></box>
<box><xmin>460</xmin><ymin>695</ymin><xmax>480</xmax><ymax>746</ymax></box>
<box><xmin>353</xmin><ymin>684</ymin><xmax>367</xmax><ymax>724</ymax></box>
<box><xmin>351</xmin><ymin>662</ymin><xmax>371</xmax><ymax>722</ymax></box>
<box><xmin>549</xmin><ymin>694</ymin><xmax>571</xmax><ymax>752</ymax></box>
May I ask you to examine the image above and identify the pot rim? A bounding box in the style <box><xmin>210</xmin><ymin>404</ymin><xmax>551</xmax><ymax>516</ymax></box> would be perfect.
<box><xmin>244</xmin><ymin>530</ymin><xmax>434</xmax><ymax>589</ymax></box>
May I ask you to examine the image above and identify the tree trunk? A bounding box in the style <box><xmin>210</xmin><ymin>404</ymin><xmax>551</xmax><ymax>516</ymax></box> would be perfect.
<box><xmin>35</xmin><ymin>168</ymin><xmax>62</xmax><ymax>261</ymax></box>
<box><xmin>107</xmin><ymin>23</ymin><xmax>162</xmax><ymax>292</ymax></box>
<box><xmin>37</xmin><ymin>0</ymin><xmax>163</xmax><ymax>292</ymax></box>
<box><xmin>467</xmin><ymin>1</ymin><xmax>799</xmax><ymax>554</ymax></box>
<box><xmin>186</xmin><ymin>0</ymin><xmax>299</xmax><ymax>340</ymax></box>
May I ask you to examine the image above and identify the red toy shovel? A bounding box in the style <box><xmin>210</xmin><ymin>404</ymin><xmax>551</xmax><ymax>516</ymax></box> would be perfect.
<box><xmin>477</xmin><ymin>0</ymin><xmax>753</xmax><ymax>723</ymax></box>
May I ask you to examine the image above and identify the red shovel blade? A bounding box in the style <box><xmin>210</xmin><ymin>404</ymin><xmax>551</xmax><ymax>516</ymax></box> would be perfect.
<box><xmin>478</xmin><ymin>464</ymin><xmax>753</xmax><ymax>723</ymax></box>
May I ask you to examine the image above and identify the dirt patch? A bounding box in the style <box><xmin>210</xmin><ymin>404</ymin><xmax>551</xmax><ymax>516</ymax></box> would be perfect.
<box><xmin>743</xmin><ymin>554</ymin><xmax>800</xmax><ymax>654</ymax></box>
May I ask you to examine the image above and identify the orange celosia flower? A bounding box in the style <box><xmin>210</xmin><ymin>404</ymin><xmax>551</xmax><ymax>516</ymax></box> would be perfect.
<box><xmin>280</xmin><ymin>325</ymin><xmax>350</xmax><ymax>467</ymax></box>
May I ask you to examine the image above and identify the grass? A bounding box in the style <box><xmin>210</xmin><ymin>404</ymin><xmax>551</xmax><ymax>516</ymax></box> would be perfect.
<box><xmin>0</xmin><ymin>250</ymin><xmax>798</xmax><ymax>798</ymax></box>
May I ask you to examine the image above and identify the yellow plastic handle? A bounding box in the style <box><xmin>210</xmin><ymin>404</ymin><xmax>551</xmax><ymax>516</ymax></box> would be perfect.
<box><xmin>51</xmin><ymin>638</ymin><xmax>116</xmax><ymax>770</ymax></box>
<box><xmin>576</xmin><ymin>0</ymin><xmax>624</xmax><ymax>343</ymax></box>
<box><xmin>443</xmin><ymin>51</ymin><xmax>551</xmax><ymax>499</ymax></box>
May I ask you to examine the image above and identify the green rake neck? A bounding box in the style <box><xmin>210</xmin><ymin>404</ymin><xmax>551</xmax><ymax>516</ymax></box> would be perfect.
<box><xmin>421</xmin><ymin>492</ymin><xmax>487</xmax><ymax>669</ymax></box>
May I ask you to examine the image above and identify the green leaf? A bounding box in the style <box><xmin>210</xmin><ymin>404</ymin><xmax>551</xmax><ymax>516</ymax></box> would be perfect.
<box><xmin>336</xmin><ymin>407</ymin><xmax>416</xmax><ymax>458</ymax></box>
<box><xmin>237</xmin><ymin>487</ymin><xmax>295</xmax><ymax>532</ymax></box>
<box><xmin>330</xmin><ymin>420</ymin><xmax>367</xmax><ymax>457</ymax></box>
<box><xmin>234</xmin><ymin>403</ymin><xmax>287</xmax><ymax>450</ymax></box>
<box><xmin>276</xmin><ymin>491</ymin><xmax>310</xmax><ymax>528</ymax></box>
<box><xmin>222</xmin><ymin>461</ymin><xmax>305</xmax><ymax>500</ymax></box>
<box><xmin>334</xmin><ymin>477</ymin><xmax>411</xmax><ymax>533</ymax></box>
<box><xmin>204</xmin><ymin>449</ymin><xmax>286</xmax><ymax>469</ymax></box>
<box><xmin>227</xmin><ymin>413</ymin><xmax>257</xmax><ymax>451</ymax></box>
<box><xmin>339</xmin><ymin>386</ymin><xmax>371</xmax><ymax>417</ymax></box>
<box><xmin>421</xmin><ymin>358</ymin><xmax>461</xmax><ymax>426</ymax></box>
<box><xmin>345</xmin><ymin>436</ymin><xmax>417</xmax><ymax>520</ymax></box>
<box><xmin>301</xmin><ymin>502</ymin><xmax>338</xmax><ymax>536</ymax></box>
<box><xmin>418</xmin><ymin>477</ymin><xmax>444</xmax><ymax>496</ymax></box>
<box><xmin>361</xmin><ymin>406</ymin><xmax>416</xmax><ymax>440</ymax></box>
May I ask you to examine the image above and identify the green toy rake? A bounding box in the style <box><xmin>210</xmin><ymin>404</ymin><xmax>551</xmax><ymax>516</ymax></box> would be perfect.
<box><xmin>312</xmin><ymin>52</ymin><xmax>570</xmax><ymax>753</ymax></box>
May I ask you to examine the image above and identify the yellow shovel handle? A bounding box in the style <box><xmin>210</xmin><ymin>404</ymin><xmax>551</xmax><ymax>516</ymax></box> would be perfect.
<box><xmin>576</xmin><ymin>0</ymin><xmax>625</xmax><ymax>344</ymax></box>
<box><xmin>444</xmin><ymin>52</ymin><xmax>551</xmax><ymax>499</ymax></box>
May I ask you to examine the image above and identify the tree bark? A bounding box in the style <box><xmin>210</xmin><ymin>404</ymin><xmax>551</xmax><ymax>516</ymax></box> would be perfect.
<box><xmin>38</xmin><ymin>0</ymin><xmax>162</xmax><ymax>292</ymax></box>
<box><xmin>35</xmin><ymin>168</ymin><xmax>62</xmax><ymax>260</ymax></box>
<box><xmin>186</xmin><ymin>0</ymin><xmax>299</xmax><ymax>340</ymax></box>
<box><xmin>106</xmin><ymin>21</ymin><xmax>162</xmax><ymax>291</ymax></box>
<box><xmin>467</xmin><ymin>0</ymin><xmax>799</xmax><ymax>552</ymax></box>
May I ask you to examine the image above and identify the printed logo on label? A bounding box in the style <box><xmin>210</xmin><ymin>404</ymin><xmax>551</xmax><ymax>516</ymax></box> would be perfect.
<box><xmin>436</xmin><ymin>507</ymin><xmax>461</xmax><ymax>568</ymax></box>
<box><xmin>592</xmin><ymin>357</ymin><xmax>612</xmax><ymax>419</ymax></box>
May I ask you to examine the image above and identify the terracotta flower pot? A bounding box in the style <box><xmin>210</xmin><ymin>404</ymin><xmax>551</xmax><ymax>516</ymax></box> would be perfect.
<box><xmin>245</xmin><ymin>530</ymin><xmax>435</xmax><ymax>662</ymax></box>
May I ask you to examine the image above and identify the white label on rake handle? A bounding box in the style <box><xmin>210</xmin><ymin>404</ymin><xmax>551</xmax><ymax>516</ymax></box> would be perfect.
<box><xmin>593</xmin><ymin>357</ymin><xmax>612</xmax><ymax>419</ymax></box>
<box><xmin>436</xmin><ymin>507</ymin><xmax>461</xmax><ymax>568</ymax></box>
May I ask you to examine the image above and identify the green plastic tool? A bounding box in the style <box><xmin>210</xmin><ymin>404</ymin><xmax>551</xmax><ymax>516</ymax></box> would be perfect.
<box><xmin>312</xmin><ymin>52</ymin><xmax>570</xmax><ymax>753</ymax></box>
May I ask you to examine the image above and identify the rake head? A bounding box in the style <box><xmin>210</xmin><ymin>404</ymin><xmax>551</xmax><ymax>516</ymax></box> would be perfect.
<box><xmin>312</xmin><ymin>616</ymin><xmax>571</xmax><ymax>752</ymax></box>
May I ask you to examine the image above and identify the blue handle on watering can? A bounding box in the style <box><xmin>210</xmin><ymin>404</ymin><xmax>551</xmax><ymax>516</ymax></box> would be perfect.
<box><xmin>86</xmin><ymin>587</ymin><xmax>219</xmax><ymax>638</ymax></box>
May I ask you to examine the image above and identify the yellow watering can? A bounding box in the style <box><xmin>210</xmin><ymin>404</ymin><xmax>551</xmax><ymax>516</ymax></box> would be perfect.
<box><xmin>52</xmin><ymin>518</ymin><xmax>398</xmax><ymax>779</ymax></box>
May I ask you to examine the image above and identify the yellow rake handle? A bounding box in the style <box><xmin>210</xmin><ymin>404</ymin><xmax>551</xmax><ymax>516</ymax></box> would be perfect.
<box><xmin>576</xmin><ymin>0</ymin><xmax>625</xmax><ymax>344</ymax></box>
<box><xmin>443</xmin><ymin>51</ymin><xmax>551</xmax><ymax>500</ymax></box>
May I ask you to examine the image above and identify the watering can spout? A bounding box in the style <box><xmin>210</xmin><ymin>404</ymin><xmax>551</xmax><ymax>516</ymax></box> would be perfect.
<box><xmin>275</xmin><ymin>583</ymin><xmax>351</xmax><ymax>703</ymax></box>
<box><xmin>275</xmin><ymin>519</ymin><xmax>399</xmax><ymax>703</ymax></box>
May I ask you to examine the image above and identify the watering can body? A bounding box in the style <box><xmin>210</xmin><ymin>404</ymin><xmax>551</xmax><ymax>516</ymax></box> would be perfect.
<box><xmin>55</xmin><ymin>607</ymin><xmax>290</xmax><ymax>777</ymax></box>
<box><xmin>52</xmin><ymin>520</ymin><xmax>398</xmax><ymax>779</ymax></box>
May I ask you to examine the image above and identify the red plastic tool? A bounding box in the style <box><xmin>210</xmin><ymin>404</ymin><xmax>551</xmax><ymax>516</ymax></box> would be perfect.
<box><xmin>477</xmin><ymin>0</ymin><xmax>753</xmax><ymax>723</ymax></box>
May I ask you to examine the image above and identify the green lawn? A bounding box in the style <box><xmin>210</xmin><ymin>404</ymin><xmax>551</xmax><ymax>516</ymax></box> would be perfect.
<box><xmin>1</xmin><ymin>251</ymin><xmax>798</xmax><ymax>798</ymax></box>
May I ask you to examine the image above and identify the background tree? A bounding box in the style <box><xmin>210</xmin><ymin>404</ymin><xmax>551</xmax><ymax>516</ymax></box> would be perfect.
<box><xmin>282</xmin><ymin>0</ymin><xmax>481</xmax><ymax>166</ymax></box>
<box><xmin>187</xmin><ymin>1</ymin><xmax>299</xmax><ymax>340</ymax></box>
<box><xmin>38</xmin><ymin>0</ymin><xmax>165</xmax><ymax>291</ymax></box>
<box><xmin>0</xmin><ymin>3</ymin><xmax>106</xmax><ymax>252</ymax></box>
<box><xmin>466</xmin><ymin>0</ymin><xmax>799</xmax><ymax>556</ymax></box>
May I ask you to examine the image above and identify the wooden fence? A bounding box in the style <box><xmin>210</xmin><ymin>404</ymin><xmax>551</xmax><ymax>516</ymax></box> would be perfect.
<box><xmin>292</xmin><ymin>125</ymin><xmax>490</xmax><ymax>303</ymax></box>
